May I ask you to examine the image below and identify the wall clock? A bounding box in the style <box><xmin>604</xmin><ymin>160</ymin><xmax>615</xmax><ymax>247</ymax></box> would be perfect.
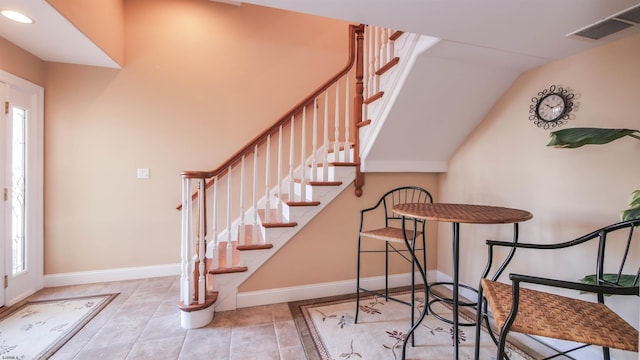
<box><xmin>529</xmin><ymin>85</ymin><xmax>575</xmax><ymax>129</ymax></box>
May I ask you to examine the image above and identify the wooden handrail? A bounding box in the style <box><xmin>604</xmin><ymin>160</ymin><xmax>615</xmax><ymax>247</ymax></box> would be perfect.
<box><xmin>178</xmin><ymin>24</ymin><xmax>365</xmax><ymax>209</ymax></box>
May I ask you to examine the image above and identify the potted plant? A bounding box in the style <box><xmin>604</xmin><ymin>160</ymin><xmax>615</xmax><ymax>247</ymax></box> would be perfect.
<box><xmin>548</xmin><ymin>127</ymin><xmax>640</xmax><ymax>290</ymax></box>
<box><xmin>547</xmin><ymin>127</ymin><xmax>640</xmax><ymax>221</ymax></box>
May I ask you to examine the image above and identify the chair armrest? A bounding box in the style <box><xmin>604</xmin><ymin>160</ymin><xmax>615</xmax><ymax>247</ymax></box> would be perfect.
<box><xmin>486</xmin><ymin>239</ymin><xmax>578</xmax><ymax>250</ymax></box>
<box><xmin>509</xmin><ymin>273</ymin><xmax>639</xmax><ymax>296</ymax></box>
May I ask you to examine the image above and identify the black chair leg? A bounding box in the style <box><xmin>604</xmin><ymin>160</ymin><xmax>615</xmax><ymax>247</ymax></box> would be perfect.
<box><xmin>385</xmin><ymin>242</ymin><xmax>390</xmax><ymax>301</ymax></box>
<box><xmin>355</xmin><ymin>235</ymin><xmax>362</xmax><ymax>323</ymax></box>
<box><xmin>474</xmin><ymin>287</ymin><xmax>484</xmax><ymax>360</ymax></box>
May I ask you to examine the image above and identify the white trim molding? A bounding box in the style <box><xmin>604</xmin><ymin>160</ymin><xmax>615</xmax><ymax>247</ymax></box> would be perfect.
<box><xmin>237</xmin><ymin>270</ymin><xmax>438</xmax><ymax>309</ymax></box>
<box><xmin>44</xmin><ymin>263</ymin><xmax>181</xmax><ymax>287</ymax></box>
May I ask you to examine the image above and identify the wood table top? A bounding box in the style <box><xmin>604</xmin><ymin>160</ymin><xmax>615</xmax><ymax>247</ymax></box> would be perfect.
<box><xmin>393</xmin><ymin>203</ymin><xmax>533</xmax><ymax>224</ymax></box>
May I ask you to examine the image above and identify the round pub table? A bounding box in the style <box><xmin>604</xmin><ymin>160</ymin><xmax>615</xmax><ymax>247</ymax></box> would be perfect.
<box><xmin>393</xmin><ymin>203</ymin><xmax>532</xmax><ymax>360</ymax></box>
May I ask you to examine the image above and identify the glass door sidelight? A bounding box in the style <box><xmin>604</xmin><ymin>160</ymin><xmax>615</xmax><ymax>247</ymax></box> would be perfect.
<box><xmin>1</xmin><ymin>72</ymin><xmax>44</xmax><ymax>306</ymax></box>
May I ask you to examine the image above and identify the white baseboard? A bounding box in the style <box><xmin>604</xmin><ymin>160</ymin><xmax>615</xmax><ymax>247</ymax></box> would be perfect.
<box><xmin>236</xmin><ymin>270</ymin><xmax>438</xmax><ymax>308</ymax></box>
<box><xmin>43</xmin><ymin>263</ymin><xmax>181</xmax><ymax>287</ymax></box>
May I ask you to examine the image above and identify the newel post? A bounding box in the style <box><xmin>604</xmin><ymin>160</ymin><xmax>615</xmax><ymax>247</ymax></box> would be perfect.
<box><xmin>353</xmin><ymin>24</ymin><xmax>365</xmax><ymax>197</ymax></box>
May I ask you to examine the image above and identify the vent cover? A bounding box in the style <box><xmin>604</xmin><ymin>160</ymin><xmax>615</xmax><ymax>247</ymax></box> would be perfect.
<box><xmin>574</xmin><ymin>19</ymin><xmax>633</xmax><ymax>40</ymax></box>
<box><xmin>617</xmin><ymin>6</ymin><xmax>640</xmax><ymax>23</ymax></box>
<box><xmin>569</xmin><ymin>4</ymin><xmax>640</xmax><ymax>40</ymax></box>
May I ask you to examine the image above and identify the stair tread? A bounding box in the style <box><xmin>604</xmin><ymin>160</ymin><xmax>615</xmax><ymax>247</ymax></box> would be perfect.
<box><xmin>209</xmin><ymin>266</ymin><xmax>248</xmax><ymax>274</ymax></box>
<box><xmin>357</xmin><ymin>119</ymin><xmax>372</xmax><ymax>128</ymax></box>
<box><xmin>293</xmin><ymin>178</ymin><xmax>344</xmax><ymax>185</ymax></box>
<box><xmin>376</xmin><ymin>57</ymin><xmax>399</xmax><ymax>76</ymax></box>
<box><xmin>390</xmin><ymin>30</ymin><xmax>404</xmax><ymax>41</ymax></box>
<box><xmin>364</xmin><ymin>91</ymin><xmax>383</xmax><ymax>104</ymax></box>
<box><xmin>278</xmin><ymin>193</ymin><xmax>320</xmax><ymax>206</ymax></box>
<box><xmin>330</xmin><ymin>162</ymin><xmax>357</xmax><ymax>167</ymax></box>
<box><xmin>177</xmin><ymin>290</ymin><xmax>218</xmax><ymax>312</ymax></box>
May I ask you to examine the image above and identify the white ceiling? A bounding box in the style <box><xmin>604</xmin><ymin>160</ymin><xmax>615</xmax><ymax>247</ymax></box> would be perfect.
<box><xmin>0</xmin><ymin>0</ymin><xmax>119</xmax><ymax>68</ymax></box>
<box><xmin>239</xmin><ymin>0</ymin><xmax>640</xmax><ymax>63</ymax></box>
<box><xmin>1</xmin><ymin>0</ymin><xmax>639</xmax><ymax>171</ymax></box>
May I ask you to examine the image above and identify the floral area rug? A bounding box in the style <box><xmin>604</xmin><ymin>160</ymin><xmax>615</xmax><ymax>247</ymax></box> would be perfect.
<box><xmin>289</xmin><ymin>289</ymin><xmax>534</xmax><ymax>360</ymax></box>
<box><xmin>0</xmin><ymin>293</ymin><xmax>118</xmax><ymax>359</ymax></box>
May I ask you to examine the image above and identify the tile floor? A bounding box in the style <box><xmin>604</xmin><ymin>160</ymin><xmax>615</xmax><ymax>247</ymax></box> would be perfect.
<box><xmin>24</xmin><ymin>276</ymin><xmax>305</xmax><ymax>360</ymax></box>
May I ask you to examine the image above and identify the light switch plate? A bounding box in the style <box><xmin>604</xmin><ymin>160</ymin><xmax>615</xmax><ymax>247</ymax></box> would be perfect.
<box><xmin>137</xmin><ymin>168</ymin><xmax>150</xmax><ymax>179</ymax></box>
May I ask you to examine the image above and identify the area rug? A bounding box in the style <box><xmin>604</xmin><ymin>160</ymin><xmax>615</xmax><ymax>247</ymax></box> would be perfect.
<box><xmin>0</xmin><ymin>293</ymin><xmax>118</xmax><ymax>359</ymax></box>
<box><xmin>290</xmin><ymin>289</ymin><xmax>534</xmax><ymax>360</ymax></box>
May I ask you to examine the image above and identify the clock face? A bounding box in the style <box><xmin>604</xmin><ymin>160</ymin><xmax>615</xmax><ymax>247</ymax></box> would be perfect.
<box><xmin>529</xmin><ymin>85</ymin><xmax>575</xmax><ymax>130</ymax></box>
<box><xmin>538</xmin><ymin>94</ymin><xmax>566</xmax><ymax>121</ymax></box>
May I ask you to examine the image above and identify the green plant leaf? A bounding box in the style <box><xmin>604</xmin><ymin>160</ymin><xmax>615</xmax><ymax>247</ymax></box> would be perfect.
<box><xmin>622</xmin><ymin>206</ymin><xmax>640</xmax><ymax>221</ymax></box>
<box><xmin>579</xmin><ymin>273</ymin><xmax>638</xmax><ymax>296</ymax></box>
<box><xmin>628</xmin><ymin>190</ymin><xmax>640</xmax><ymax>207</ymax></box>
<box><xmin>621</xmin><ymin>190</ymin><xmax>640</xmax><ymax>221</ymax></box>
<box><xmin>547</xmin><ymin>128</ymin><xmax>640</xmax><ymax>148</ymax></box>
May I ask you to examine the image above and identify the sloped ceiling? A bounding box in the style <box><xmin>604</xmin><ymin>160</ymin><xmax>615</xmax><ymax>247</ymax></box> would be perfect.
<box><xmin>238</xmin><ymin>0</ymin><xmax>640</xmax><ymax>172</ymax></box>
<box><xmin>0</xmin><ymin>0</ymin><xmax>119</xmax><ymax>68</ymax></box>
<box><xmin>1</xmin><ymin>0</ymin><xmax>639</xmax><ymax>171</ymax></box>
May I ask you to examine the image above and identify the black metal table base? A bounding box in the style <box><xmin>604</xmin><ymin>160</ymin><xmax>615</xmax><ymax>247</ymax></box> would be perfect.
<box><xmin>427</xmin><ymin>282</ymin><xmax>478</xmax><ymax>327</ymax></box>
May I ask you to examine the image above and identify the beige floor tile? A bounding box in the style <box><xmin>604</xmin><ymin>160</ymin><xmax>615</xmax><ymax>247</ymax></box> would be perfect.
<box><xmin>126</xmin><ymin>336</ymin><xmax>184</xmax><ymax>359</ymax></box>
<box><xmin>232</xmin><ymin>305</ymin><xmax>277</xmax><ymax>327</ymax></box>
<box><xmin>280</xmin><ymin>346</ymin><xmax>307</xmax><ymax>360</ymax></box>
<box><xmin>139</xmin><ymin>313</ymin><xmax>188</xmax><ymax>342</ymax></box>
<box><xmin>275</xmin><ymin>320</ymin><xmax>303</xmax><ymax>349</ymax></box>
<box><xmin>22</xmin><ymin>277</ymin><xmax>308</xmax><ymax>360</ymax></box>
<box><xmin>230</xmin><ymin>324</ymin><xmax>279</xmax><ymax>355</ymax></box>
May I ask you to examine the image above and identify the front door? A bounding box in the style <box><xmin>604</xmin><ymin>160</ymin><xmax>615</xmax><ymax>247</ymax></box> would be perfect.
<box><xmin>1</xmin><ymin>71</ymin><xmax>44</xmax><ymax>306</ymax></box>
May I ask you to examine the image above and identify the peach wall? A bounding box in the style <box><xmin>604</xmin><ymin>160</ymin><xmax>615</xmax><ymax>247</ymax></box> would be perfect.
<box><xmin>47</xmin><ymin>0</ymin><xmax>125</xmax><ymax>66</ymax></box>
<box><xmin>439</xmin><ymin>33</ymin><xmax>640</xmax><ymax>355</ymax></box>
<box><xmin>0</xmin><ymin>37</ymin><xmax>45</xmax><ymax>85</ymax></box>
<box><xmin>240</xmin><ymin>173</ymin><xmax>439</xmax><ymax>292</ymax></box>
<box><xmin>43</xmin><ymin>0</ymin><xmax>349</xmax><ymax>274</ymax></box>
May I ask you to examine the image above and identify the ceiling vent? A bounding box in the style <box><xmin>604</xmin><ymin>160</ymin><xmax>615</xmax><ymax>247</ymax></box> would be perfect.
<box><xmin>569</xmin><ymin>4</ymin><xmax>640</xmax><ymax>40</ymax></box>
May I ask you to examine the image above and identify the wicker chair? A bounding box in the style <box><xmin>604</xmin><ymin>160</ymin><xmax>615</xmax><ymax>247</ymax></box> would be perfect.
<box><xmin>355</xmin><ymin>186</ymin><xmax>433</xmax><ymax>329</ymax></box>
<box><xmin>474</xmin><ymin>219</ymin><xmax>640</xmax><ymax>360</ymax></box>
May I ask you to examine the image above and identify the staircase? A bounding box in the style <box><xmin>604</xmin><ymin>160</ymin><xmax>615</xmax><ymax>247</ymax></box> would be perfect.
<box><xmin>177</xmin><ymin>24</ymin><xmax>428</xmax><ymax>329</ymax></box>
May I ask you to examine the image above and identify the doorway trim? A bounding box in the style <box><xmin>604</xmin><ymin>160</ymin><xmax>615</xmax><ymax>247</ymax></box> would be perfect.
<box><xmin>1</xmin><ymin>70</ymin><xmax>44</xmax><ymax>306</ymax></box>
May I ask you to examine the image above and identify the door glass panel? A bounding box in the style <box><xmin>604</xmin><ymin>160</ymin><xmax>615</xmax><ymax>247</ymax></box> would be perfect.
<box><xmin>11</xmin><ymin>107</ymin><xmax>26</xmax><ymax>275</ymax></box>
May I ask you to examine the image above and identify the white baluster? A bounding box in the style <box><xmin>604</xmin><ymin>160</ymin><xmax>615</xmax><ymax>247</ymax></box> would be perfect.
<box><xmin>197</xmin><ymin>178</ymin><xmax>205</xmax><ymax>304</ymax></box>
<box><xmin>265</xmin><ymin>134</ymin><xmax>272</xmax><ymax>222</ymax></box>
<box><xmin>239</xmin><ymin>155</ymin><xmax>245</xmax><ymax>246</ymax></box>
<box><xmin>322</xmin><ymin>89</ymin><xmax>329</xmax><ymax>181</ymax></box>
<box><xmin>226</xmin><ymin>166</ymin><xmax>232</xmax><ymax>268</ymax></box>
<box><xmin>333</xmin><ymin>81</ymin><xmax>340</xmax><ymax>157</ymax></box>
<box><xmin>181</xmin><ymin>177</ymin><xmax>192</xmax><ymax>305</ymax></box>
<box><xmin>311</xmin><ymin>98</ymin><xmax>318</xmax><ymax>182</ymax></box>
<box><xmin>367</xmin><ymin>26</ymin><xmax>374</xmax><ymax>98</ymax></box>
<box><xmin>300</xmin><ymin>106</ymin><xmax>307</xmax><ymax>201</ymax></box>
<box><xmin>252</xmin><ymin>146</ymin><xmax>258</xmax><ymax>243</ymax></box>
<box><xmin>211</xmin><ymin>176</ymin><xmax>219</xmax><ymax>269</ymax></box>
<box><xmin>387</xmin><ymin>28</ymin><xmax>395</xmax><ymax>60</ymax></box>
<box><xmin>374</xmin><ymin>26</ymin><xmax>380</xmax><ymax>93</ymax></box>
<box><xmin>381</xmin><ymin>27</ymin><xmax>389</xmax><ymax>65</ymax></box>
<box><xmin>288</xmin><ymin>116</ymin><xmax>295</xmax><ymax>201</ymax></box>
<box><xmin>344</xmin><ymin>76</ymin><xmax>351</xmax><ymax>163</ymax></box>
<box><xmin>277</xmin><ymin>125</ymin><xmax>283</xmax><ymax>218</ymax></box>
